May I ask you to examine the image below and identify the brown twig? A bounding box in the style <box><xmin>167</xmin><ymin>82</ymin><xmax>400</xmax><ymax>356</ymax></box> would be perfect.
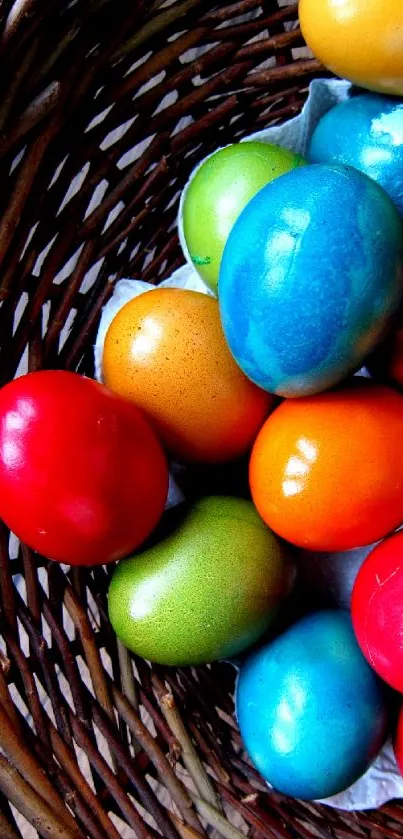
<box><xmin>0</xmin><ymin>119</ymin><xmax>56</xmax><ymax>277</ymax></box>
<box><xmin>153</xmin><ymin>674</ymin><xmax>221</xmax><ymax>810</ymax></box>
<box><xmin>112</xmin><ymin>682</ymin><xmax>207</xmax><ymax>835</ymax></box>
<box><xmin>0</xmin><ymin>521</ymin><xmax>16</xmax><ymax>630</ymax></box>
<box><xmin>188</xmin><ymin>790</ymin><xmax>247</xmax><ymax>839</ymax></box>
<box><xmin>0</xmin><ymin>38</ymin><xmax>38</xmax><ymax>131</ymax></box>
<box><xmin>68</xmin><ymin>711</ymin><xmax>154</xmax><ymax>839</ymax></box>
<box><xmin>0</xmin><ymin>700</ymin><xmax>79</xmax><ymax>833</ymax></box>
<box><xmin>0</xmin><ymin>752</ymin><xmax>85</xmax><ymax>839</ymax></box>
<box><xmin>0</xmin><ymin>81</ymin><xmax>61</xmax><ymax>160</ymax></box>
<box><xmin>0</xmin><ymin>810</ymin><xmax>21</xmax><ymax>839</ymax></box>
<box><xmin>49</xmin><ymin>724</ymin><xmax>121</xmax><ymax>839</ymax></box>
<box><xmin>113</xmin><ymin>0</ymin><xmax>205</xmax><ymax>59</ymax></box>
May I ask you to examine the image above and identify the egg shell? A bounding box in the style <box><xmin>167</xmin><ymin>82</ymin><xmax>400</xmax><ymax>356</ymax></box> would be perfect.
<box><xmin>108</xmin><ymin>496</ymin><xmax>294</xmax><ymax>666</ymax></box>
<box><xmin>249</xmin><ymin>379</ymin><xmax>403</xmax><ymax>552</ymax></box>
<box><xmin>236</xmin><ymin>610</ymin><xmax>389</xmax><ymax>800</ymax></box>
<box><xmin>182</xmin><ymin>142</ymin><xmax>305</xmax><ymax>292</ymax></box>
<box><xmin>299</xmin><ymin>0</ymin><xmax>403</xmax><ymax>96</ymax></box>
<box><xmin>102</xmin><ymin>287</ymin><xmax>272</xmax><ymax>463</ymax></box>
<box><xmin>352</xmin><ymin>531</ymin><xmax>403</xmax><ymax>693</ymax></box>
<box><xmin>309</xmin><ymin>94</ymin><xmax>403</xmax><ymax>216</ymax></box>
<box><xmin>219</xmin><ymin>164</ymin><xmax>403</xmax><ymax>397</ymax></box>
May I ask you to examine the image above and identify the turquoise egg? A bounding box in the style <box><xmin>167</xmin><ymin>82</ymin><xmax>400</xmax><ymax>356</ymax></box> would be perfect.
<box><xmin>219</xmin><ymin>164</ymin><xmax>403</xmax><ymax>397</ymax></box>
<box><xmin>236</xmin><ymin>611</ymin><xmax>389</xmax><ymax>800</ymax></box>
<box><xmin>309</xmin><ymin>94</ymin><xmax>403</xmax><ymax>216</ymax></box>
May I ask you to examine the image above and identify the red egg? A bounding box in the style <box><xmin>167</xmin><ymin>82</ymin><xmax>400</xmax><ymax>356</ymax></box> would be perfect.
<box><xmin>0</xmin><ymin>371</ymin><xmax>168</xmax><ymax>565</ymax></box>
<box><xmin>352</xmin><ymin>531</ymin><xmax>403</xmax><ymax>693</ymax></box>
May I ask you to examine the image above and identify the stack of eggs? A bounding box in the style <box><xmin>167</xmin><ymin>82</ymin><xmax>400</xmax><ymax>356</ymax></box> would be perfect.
<box><xmin>1</xmin><ymin>0</ymin><xmax>403</xmax><ymax>805</ymax></box>
<box><xmin>101</xmin><ymin>24</ymin><xmax>403</xmax><ymax>793</ymax></box>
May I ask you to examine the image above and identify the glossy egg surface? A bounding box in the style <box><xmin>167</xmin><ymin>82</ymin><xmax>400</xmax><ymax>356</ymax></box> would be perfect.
<box><xmin>108</xmin><ymin>496</ymin><xmax>293</xmax><ymax>666</ymax></box>
<box><xmin>236</xmin><ymin>610</ymin><xmax>388</xmax><ymax>800</ymax></box>
<box><xmin>250</xmin><ymin>380</ymin><xmax>403</xmax><ymax>552</ymax></box>
<box><xmin>309</xmin><ymin>94</ymin><xmax>403</xmax><ymax>216</ymax></box>
<box><xmin>352</xmin><ymin>531</ymin><xmax>403</xmax><ymax>693</ymax></box>
<box><xmin>219</xmin><ymin>164</ymin><xmax>403</xmax><ymax>397</ymax></box>
<box><xmin>299</xmin><ymin>0</ymin><xmax>403</xmax><ymax>96</ymax></box>
<box><xmin>103</xmin><ymin>288</ymin><xmax>272</xmax><ymax>463</ymax></box>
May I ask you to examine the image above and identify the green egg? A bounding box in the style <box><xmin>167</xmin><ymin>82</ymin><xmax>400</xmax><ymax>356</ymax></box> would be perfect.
<box><xmin>182</xmin><ymin>142</ymin><xmax>306</xmax><ymax>293</ymax></box>
<box><xmin>108</xmin><ymin>496</ymin><xmax>294</xmax><ymax>666</ymax></box>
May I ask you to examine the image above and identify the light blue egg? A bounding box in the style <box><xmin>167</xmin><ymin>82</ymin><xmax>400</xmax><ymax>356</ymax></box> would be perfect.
<box><xmin>309</xmin><ymin>94</ymin><xmax>403</xmax><ymax>216</ymax></box>
<box><xmin>218</xmin><ymin>164</ymin><xmax>403</xmax><ymax>397</ymax></box>
<box><xmin>236</xmin><ymin>611</ymin><xmax>389</xmax><ymax>800</ymax></box>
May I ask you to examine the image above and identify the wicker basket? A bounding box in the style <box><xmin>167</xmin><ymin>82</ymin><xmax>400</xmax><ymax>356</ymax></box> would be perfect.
<box><xmin>0</xmin><ymin>1</ymin><xmax>402</xmax><ymax>837</ymax></box>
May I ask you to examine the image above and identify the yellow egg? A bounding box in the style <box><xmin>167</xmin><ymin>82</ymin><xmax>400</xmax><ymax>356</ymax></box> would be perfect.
<box><xmin>299</xmin><ymin>0</ymin><xmax>403</xmax><ymax>95</ymax></box>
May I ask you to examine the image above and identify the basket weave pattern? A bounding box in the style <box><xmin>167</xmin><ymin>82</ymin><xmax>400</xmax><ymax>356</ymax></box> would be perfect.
<box><xmin>0</xmin><ymin>1</ymin><xmax>402</xmax><ymax>837</ymax></box>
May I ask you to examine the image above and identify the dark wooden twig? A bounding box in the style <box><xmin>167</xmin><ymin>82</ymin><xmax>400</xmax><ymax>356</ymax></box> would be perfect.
<box><xmin>0</xmin><ymin>752</ymin><xmax>85</xmax><ymax>839</ymax></box>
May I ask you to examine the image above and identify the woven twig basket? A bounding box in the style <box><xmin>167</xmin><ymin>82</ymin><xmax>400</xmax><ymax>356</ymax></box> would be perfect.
<box><xmin>0</xmin><ymin>1</ymin><xmax>402</xmax><ymax>837</ymax></box>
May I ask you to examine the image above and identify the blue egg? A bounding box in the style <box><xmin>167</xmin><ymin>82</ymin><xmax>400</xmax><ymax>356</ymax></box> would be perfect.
<box><xmin>309</xmin><ymin>94</ymin><xmax>403</xmax><ymax>217</ymax></box>
<box><xmin>236</xmin><ymin>611</ymin><xmax>388</xmax><ymax>801</ymax></box>
<box><xmin>219</xmin><ymin>164</ymin><xmax>403</xmax><ymax>397</ymax></box>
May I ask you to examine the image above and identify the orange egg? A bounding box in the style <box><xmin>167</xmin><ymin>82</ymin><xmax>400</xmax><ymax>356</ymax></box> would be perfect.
<box><xmin>103</xmin><ymin>288</ymin><xmax>272</xmax><ymax>463</ymax></box>
<box><xmin>250</xmin><ymin>380</ymin><xmax>403</xmax><ymax>552</ymax></box>
<box><xmin>299</xmin><ymin>0</ymin><xmax>403</xmax><ymax>96</ymax></box>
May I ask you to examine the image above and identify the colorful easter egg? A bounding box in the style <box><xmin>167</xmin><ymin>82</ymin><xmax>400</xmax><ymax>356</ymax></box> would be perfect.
<box><xmin>102</xmin><ymin>288</ymin><xmax>272</xmax><ymax>463</ymax></box>
<box><xmin>352</xmin><ymin>531</ymin><xmax>403</xmax><ymax>693</ymax></box>
<box><xmin>0</xmin><ymin>371</ymin><xmax>168</xmax><ymax>565</ymax></box>
<box><xmin>108</xmin><ymin>496</ymin><xmax>294</xmax><ymax>666</ymax></box>
<box><xmin>219</xmin><ymin>164</ymin><xmax>403</xmax><ymax>397</ymax></box>
<box><xmin>236</xmin><ymin>610</ymin><xmax>389</xmax><ymax>800</ymax></box>
<box><xmin>299</xmin><ymin>0</ymin><xmax>403</xmax><ymax>96</ymax></box>
<box><xmin>309</xmin><ymin>94</ymin><xmax>403</xmax><ymax>216</ymax></box>
<box><xmin>249</xmin><ymin>380</ymin><xmax>403</xmax><ymax>552</ymax></box>
<box><xmin>181</xmin><ymin>142</ymin><xmax>305</xmax><ymax>292</ymax></box>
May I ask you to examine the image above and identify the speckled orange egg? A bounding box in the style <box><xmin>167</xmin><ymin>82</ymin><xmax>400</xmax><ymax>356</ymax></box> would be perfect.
<box><xmin>102</xmin><ymin>288</ymin><xmax>272</xmax><ymax>463</ymax></box>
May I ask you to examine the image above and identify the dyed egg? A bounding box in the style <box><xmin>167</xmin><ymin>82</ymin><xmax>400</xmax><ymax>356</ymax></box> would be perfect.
<box><xmin>394</xmin><ymin>706</ymin><xmax>403</xmax><ymax>775</ymax></box>
<box><xmin>352</xmin><ymin>532</ymin><xmax>403</xmax><ymax>693</ymax></box>
<box><xmin>367</xmin><ymin>323</ymin><xmax>403</xmax><ymax>388</ymax></box>
<box><xmin>0</xmin><ymin>371</ymin><xmax>168</xmax><ymax>566</ymax></box>
<box><xmin>108</xmin><ymin>496</ymin><xmax>294</xmax><ymax>666</ymax></box>
<box><xmin>102</xmin><ymin>288</ymin><xmax>271</xmax><ymax>463</ymax></box>
<box><xmin>236</xmin><ymin>610</ymin><xmax>389</xmax><ymax>800</ymax></box>
<box><xmin>219</xmin><ymin>164</ymin><xmax>403</xmax><ymax>397</ymax></box>
<box><xmin>309</xmin><ymin>94</ymin><xmax>403</xmax><ymax>216</ymax></box>
<box><xmin>181</xmin><ymin>142</ymin><xmax>305</xmax><ymax>292</ymax></box>
<box><xmin>299</xmin><ymin>0</ymin><xmax>403</xmax><ymax>96</ymax></box>
<box><xmin>249</xmin><ymin>380</ymin><xmax>403</xmax><ymax>552</ymax></box>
